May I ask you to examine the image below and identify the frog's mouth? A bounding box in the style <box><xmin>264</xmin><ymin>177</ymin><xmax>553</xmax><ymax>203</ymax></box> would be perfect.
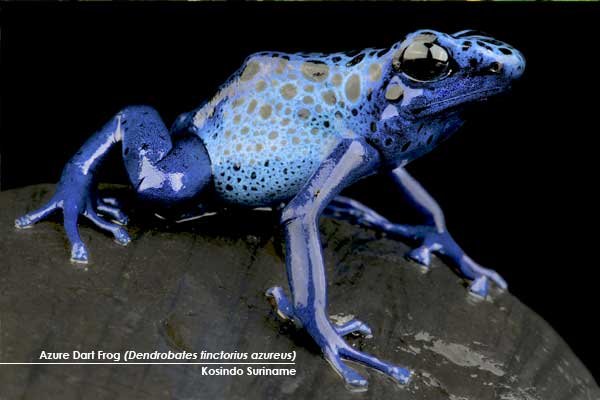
<box><xmin>410</xmin><ymin>86</ymin><xmax>506</xmax><ymax>117</ymax></box>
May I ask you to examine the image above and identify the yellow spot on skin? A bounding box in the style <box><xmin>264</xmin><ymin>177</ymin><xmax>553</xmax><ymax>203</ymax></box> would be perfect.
<box><xmin>331</xmin><ymin>73</ymin><xmax>342</xmax><ymax>86</ymax></box>
<box><xmin>368</xmin><ymin>63</ymin><xmax>382</xmax><ymax>82</ymax></box>
<box><xmin>260</xmin><ymin>104</ymin><xmax>272</xmax><ymax>119</ymax></box>
<box><xmin>233</xmin><ymin>115</ymin><xmax>241</xmax><ymax>124</ymax></box>
<box><xmin>276</xmin><ymin>103</ymin><xmax>283</xmax><ymax>111</ymax></box>
<box><xmin>385</xmin><ymin>84</ymin><xmax>404</xmax><ymax>101</ymax></box>
<box><xmin>225</xmin><ymin>130</ymin><xmax>232</xmax><ymax>138</ymax></box>
<box><xmin>298</xmin><ymin>109</ymin><xmax>310</xmax><ymax>119</ymax></box>
<box><xmin>322</xmin><ymin>90</ymin><xmax>337</xmax><ymax>105</ymax></box>
<box><xmin>271</xmin><ymin>145</ymin><xmax>277</xmax><ymax>151</ymax></box>
<box><xmin>256</xmin><ymin>80</ymin><xmax>267</xmax><ymax>92</ymax></box>
<box><xmin>292</xmin><ymin>137</ymin><xmax>300</xmax><ymax>145</ymax></box>
<box><xmin>345</xmin><ymin>74</ymin><xmax>361</xmax><ymax>102</ymax></box>
<box><xmin>316</xmin><ymin>105</ymin><xmax>323</xmax><ymax>113</ymax></box>
<box><xmin>301</xmin><ymin>62</ymin><xmax>329</xmax><ymax>82</ymax></box>
<box><xmin>269</xmin><ymin>131</ymin><xmax>278</xmax><ymax>139</ymax></box>
<box><xmin>232</xmin><ymin>97</ymin><xmax>245</xmax><ymax>108</ymax></box>
<box><xmin>280</xmin><ymin>83</ymin><xmax>297</xmax><ymax>100</ymax></box>
<box><xmin>281</xmin><ymin>118</ymin><xmax>290</xmax><ymax>126</ymax></box>
<box><xmin>256</xmin><ymin>144</ymin><xmax>263</xmax><ymax>152</ymax></box>
<box><xmin>304</xmin><ymin>85</ymin><xmax>314</xmax><ymax>92</ymax></box>
<box><xmin>236</xmin><ymin>144</ymin><xmax>242</xmax><ymax>151</ymax></box>
<box><xmin>275</xmin><ymin>58</ymin><xmax>288</xmax><ymax>74</ymax></box>
<box><xmin>224</xmin><ymin>150</ymin><xmax>230</xmax><ymax>155</ymax></box>
<box><xmin>303</xmin><ymin>96</ymin><xmax>314</xmax><ymax>105</ymax></box>
<box><xmin>241</xmin><ymin>127</ymin><xmax>249</xmax><ymax>134</ymax></box>
<box><xmin>247</xmin><ymin>99</ymin><xmax>257</xmax><ymax>113</ymax></box>
<box><xmin>240</xmin><ymin>61</ymin><xmax>260</xmax><ymax>81</ymax></box>
<box><xmin>311</xmin><ymin>128</ymin><xmax>319</xmax><ymax>135</ymax></box>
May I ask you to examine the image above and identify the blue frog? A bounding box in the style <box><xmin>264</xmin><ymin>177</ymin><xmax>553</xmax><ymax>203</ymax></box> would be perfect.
<box><xmin>15</xmin><ymin>29</ymin><xmax>525</xmax><ymax>390</ymax></box>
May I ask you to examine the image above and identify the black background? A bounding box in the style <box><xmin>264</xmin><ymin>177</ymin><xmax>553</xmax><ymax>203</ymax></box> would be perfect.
<box><xmin>1</xmin><ymin>2</ymin><xmax>598</xmax><ymax>380</ymax></box>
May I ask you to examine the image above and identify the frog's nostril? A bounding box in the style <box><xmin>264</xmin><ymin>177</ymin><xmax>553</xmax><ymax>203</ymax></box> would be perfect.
<box><xmin>489</xmin><ymin>62</ymin><xmax>503</xmax><ymax>74</ymax></box>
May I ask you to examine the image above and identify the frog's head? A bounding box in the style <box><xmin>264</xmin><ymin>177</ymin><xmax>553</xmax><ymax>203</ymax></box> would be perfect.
<box><xmin>373</xmin><ymin>29</ymin><xmax>525</xmax><ymax>165</ymax></box>
<box><xmin>385</xmin><ymin>30</ymin><xmax>525</xmax><ymax>119</ymax></box>
<box><xmin>381</xmin><ymin>29</ymin><xmax>525</xmax><ymax>120</ymax></box>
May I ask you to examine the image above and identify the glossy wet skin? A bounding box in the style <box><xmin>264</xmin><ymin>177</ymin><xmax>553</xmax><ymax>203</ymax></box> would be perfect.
<box><xmin>15</xmin><ymin>29</ymin><xmax>525</xmax><ymax>391</ymax></box>
<box><xmin>186</xmin><ymin>29</ymin><xmax>524</xmax><ymax>206</ymax></box>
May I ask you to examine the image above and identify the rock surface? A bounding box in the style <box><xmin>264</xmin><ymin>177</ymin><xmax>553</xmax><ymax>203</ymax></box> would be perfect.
<box><xmin>0</xmin><ymin>184</ymin><xmax>598</xmax><ymax>400</ymax></box>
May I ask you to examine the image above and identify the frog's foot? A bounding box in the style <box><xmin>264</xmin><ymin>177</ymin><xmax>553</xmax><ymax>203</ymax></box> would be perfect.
<box><xmin>265</xmin><ymin>286</ymin><xmax>295</xmax><ymax>322</ymax></box>
<box><xmin>265</xmin><ymin>305</ymin><xmax>411</xmax><ymax>389</ymax></box>
<box><xmin>96</xmin><ymin>197</ymin><xmax>129</xmax><ymax>225</ymax></box>
<box><xmin>333</xmin><ymin>318</ymin><xmax>373</xmax><ymax>338</ymax></box>
<box><xmin>16</xmin><ymin>191</ymin><xmax>131</xmax><ymax>264</ymax></box>
<box><xmin>325</xmin><ymin>196</ymin><xmax>507</xmax><ymax>297</ymax></box>
<box><xmin>319</xmin><ymin>328</ymin><xmax>411</xmax><ymax>391</ymax></box>
<box><xmin>266</xmin><ymin>287</ymin><xmax>373</xmax><ymax>338</ymax></box>
<box><xmin>405</xmin><ymin>229</ymin><xmax>507</xmax><ymax>297</ymax></box>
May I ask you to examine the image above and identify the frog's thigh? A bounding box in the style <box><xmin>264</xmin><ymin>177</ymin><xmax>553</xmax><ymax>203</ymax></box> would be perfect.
<box><xmin>120</xmin><ymin>106</ymin><xmax>212</xmax><ymax>204</ymax></box>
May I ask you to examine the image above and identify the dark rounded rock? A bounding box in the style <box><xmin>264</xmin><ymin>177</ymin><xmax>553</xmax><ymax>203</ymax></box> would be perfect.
<box><xmin>0</xmin><ymin>184</ymin><xmax>598</xmax><ymax>399</ymax></box>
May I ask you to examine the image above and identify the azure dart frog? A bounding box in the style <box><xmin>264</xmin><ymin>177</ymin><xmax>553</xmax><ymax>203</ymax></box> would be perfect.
<box><xmin>15</xmin><ymin>29</ymin><xmax>525</xmax><ymax>390</ymax></box>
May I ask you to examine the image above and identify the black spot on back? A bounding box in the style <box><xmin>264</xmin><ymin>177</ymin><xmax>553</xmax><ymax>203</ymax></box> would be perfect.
<box><xmin>346</xmin><ymin>53</ymin><xmax>365</xmax><ymax>67</ymax></box>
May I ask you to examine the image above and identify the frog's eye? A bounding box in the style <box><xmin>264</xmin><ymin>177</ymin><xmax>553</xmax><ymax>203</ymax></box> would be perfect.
<box><xmin>394</xmin><ymin>38</ymin><xmax>451</xmax><ymax>82</ymax></box>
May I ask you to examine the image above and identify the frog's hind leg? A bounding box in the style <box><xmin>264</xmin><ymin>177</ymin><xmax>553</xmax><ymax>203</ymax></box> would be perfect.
<box><xmin>16</xmin><ymin>105</ymin><xmax>212</xmax><ymax>262</ymax></box>
<box><xmin>120</xmin><ymin>106</ymin><xmax>212</xmax><ymax>207</ymax></box>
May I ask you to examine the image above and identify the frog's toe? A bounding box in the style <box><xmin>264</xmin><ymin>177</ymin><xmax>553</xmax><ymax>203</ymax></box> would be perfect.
<box><xmin>340</xmin><ymin>346</ymin><xmax>412</xmax><ymax>385</ymax></box>
<box><xmin>97</xmin><ymin>201</ymin><xmax>129</xmax><ymax>225</ymax></box>
<box><xmin>70</xmin><ymin>242</ymin><xmax>89</xmax><ymax>264</ymax></box>
<box><xmin>15</xmin><ymin>201</ymin><xmax>59</xmax><ymax>229</ymax></box>
<box><xmin>406</xmin><ymin>245</ymin><xmax>432</xmax><ymax>268</ymax></box>
<box><xmin>333</xmin><ymin>318</ymin><xmax>373</xmax><ymax>338</ymax></box>
<box><xmin>84</xmin><ymin>209</ymin><xmax>131</xmax><ymax>246</ymax></box>
<box><xmin>469</xmin><ymin>276</ymin><xmax>489</xmax><ymax>298</ymax></box>
<box><xmin>15</xmin><ymin>215</ymin><xmax>34</xmax><ymax>229</ymax></box>
<box><xmin>324</xmin><ymin>349</ymin><xmax>368</xmax><ymax>391</ymax></box>
<box><xmin>265</xmin><ymin>286</ymin><xmax>295</xmax><ymax>321</ymax></box>
<box><xmin>458</xmin><ymin>255</ymin><xmax>508</xmax><ymax>296</ymax></box>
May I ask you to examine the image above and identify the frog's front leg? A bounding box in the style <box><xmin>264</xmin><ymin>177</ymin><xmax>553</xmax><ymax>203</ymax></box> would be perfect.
<box><xmin>268</xmin><ymin>139</ymin><xmax>411</xmax><ymax>390</ymax></box>
<box><xmin>325</xmin><ymin>167</ymin><xmax>507</xmax><ymax>297</ymax></box>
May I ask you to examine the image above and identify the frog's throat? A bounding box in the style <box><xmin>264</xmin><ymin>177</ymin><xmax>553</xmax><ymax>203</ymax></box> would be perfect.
<box><xmin>410</xmin><ymin>86</ymin><xmax>506</xmax><ymax>116</ymax></box>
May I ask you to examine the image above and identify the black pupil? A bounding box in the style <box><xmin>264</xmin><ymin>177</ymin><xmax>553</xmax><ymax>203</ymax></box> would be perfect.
<box><xmin>399</xmin><ymin>40</ymin><xmax>450</xmax><ymax>82</ymax></box>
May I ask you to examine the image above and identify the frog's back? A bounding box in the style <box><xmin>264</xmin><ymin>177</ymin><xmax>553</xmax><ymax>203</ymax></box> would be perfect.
<box><xmin>193</xmin><ymin>50</ymin><xmax>386</xmax><ymax>207</ymax></box>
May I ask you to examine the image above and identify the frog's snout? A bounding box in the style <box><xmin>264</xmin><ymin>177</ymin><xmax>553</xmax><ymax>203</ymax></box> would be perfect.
<box><xmin>493</xmin><ymin>46</ymin><xmax>526</xmax><ymax>81</ymax></box>
<box><xmin>453</xmin><ymin>30</ymin><xmax>526</xmax><ymax>81</ymax></box>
